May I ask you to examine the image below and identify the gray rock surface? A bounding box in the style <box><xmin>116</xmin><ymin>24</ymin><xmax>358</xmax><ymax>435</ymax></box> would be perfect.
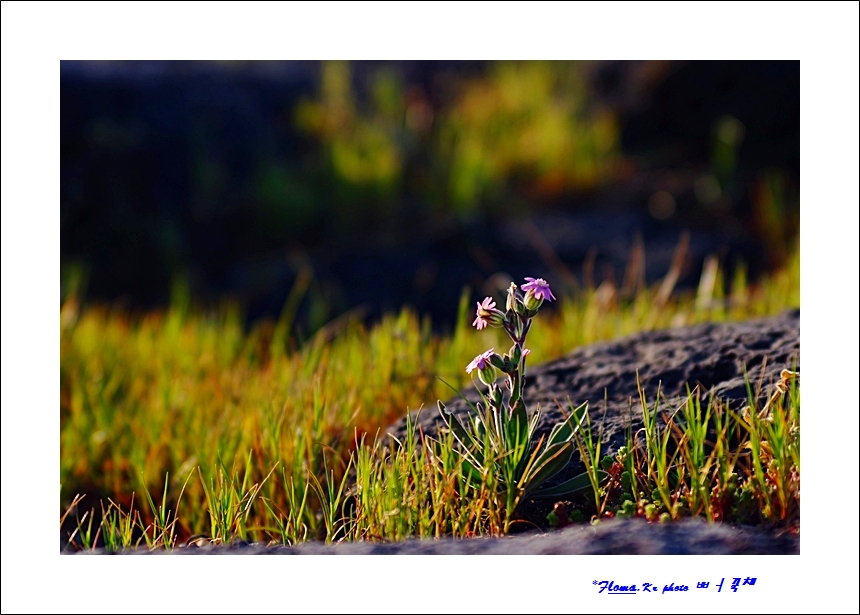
<box><xmin>387</xmin><ymin>309</ymin><xmax>800</xmax><ymax>484</ymax></box>
<box><xmin>117</xmin><ymin>517</ymin><xmax>798</xmax><ymax>554</ymax></box>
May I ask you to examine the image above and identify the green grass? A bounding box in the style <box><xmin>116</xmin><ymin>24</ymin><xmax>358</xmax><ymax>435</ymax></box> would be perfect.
<box><xmin>579</xmin><ymin>367</ymin><xmax>800</xmax><ymax>530</ymax></box>
<box><xmin>60</xmin><ymin>244</ymin><xmax>799</xmax><ymax>550</ymax></box>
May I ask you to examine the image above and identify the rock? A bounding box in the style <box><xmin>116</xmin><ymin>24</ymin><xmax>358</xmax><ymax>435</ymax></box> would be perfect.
<box><xmin>108</xmin><ymin>517</ymin><xmax>798</xmax><ymax>555</ymax></box>
<box><xmin>386</xmin><ymin>309</ymin><xmax>800</xmax><ymax>483</ymax></box>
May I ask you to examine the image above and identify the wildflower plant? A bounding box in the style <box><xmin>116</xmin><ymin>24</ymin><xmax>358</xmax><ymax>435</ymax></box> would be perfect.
<box><xmin>439</xmin><ymin>278</ymin><xmax>596</xmax><ymax>531</ymax></box>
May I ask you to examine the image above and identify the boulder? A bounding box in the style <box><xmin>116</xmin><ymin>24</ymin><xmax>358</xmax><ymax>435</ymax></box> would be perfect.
<box><xmin>386</xmin><ymin>309</ymin><xmax>800</xmax><ymax>483</ymax></box>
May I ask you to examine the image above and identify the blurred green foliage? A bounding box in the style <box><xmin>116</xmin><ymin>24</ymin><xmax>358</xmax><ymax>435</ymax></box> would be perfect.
<box><xmin>294</xmin><ymin>61</ymin><xmax>621</xmax><ymax>221</ymax></box>
<box><xmin>436</xmin><ymin>62</ymin><xmax>619</xmax><ymax>211</ymax></box>
<box><xmin>62</xmin><ymin>61</ymin><xmax>799</xmax><ymax>323</ymax></box>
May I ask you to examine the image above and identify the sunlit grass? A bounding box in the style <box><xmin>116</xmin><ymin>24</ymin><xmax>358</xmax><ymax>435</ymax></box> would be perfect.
<box><xmin>585</xmin><ymin>368</ymin><xmax>800</xmax><ymax>532</ymax></box>
<box><xmin>60</xmin><ymin>243</ymin><xmax>799</xmax><ymax>550</ymax></box>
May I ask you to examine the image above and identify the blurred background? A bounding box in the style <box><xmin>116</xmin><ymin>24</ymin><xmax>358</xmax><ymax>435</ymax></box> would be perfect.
<box><xmin>61</xmin><ymin>60</ymin><xmax>799</xmax><ymax>335</ymax></box>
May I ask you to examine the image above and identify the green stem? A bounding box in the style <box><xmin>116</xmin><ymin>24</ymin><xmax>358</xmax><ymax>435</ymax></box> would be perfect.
<box><xmin>518</xmin><ymin>319</ymin><xmax>531</xmax><ymax>346</ymax></box>
<box><xmin>509</xmin><ymin>367</ymin><xmax>521</xmax><ymax>408</ymax></box>
<box><xmin>504</xmin><ymin>485</ymin><xmax>517</xmax><ymax>534</ymax></box>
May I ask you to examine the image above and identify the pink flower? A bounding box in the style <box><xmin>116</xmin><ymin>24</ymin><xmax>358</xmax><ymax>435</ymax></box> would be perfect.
<box><xmin>472</xmin><ymin>296</ymin><xmax>504</xmax><ymax>330</ymax></box>
<box><xmin>522</xmin><ymin>277</ymin><xmax>556</xmax><ymax>302</ymax></box>
<box><xmin>466</xmin><ymin>348</ymin><xmax>496</xmax><ymax>374</ymax></box>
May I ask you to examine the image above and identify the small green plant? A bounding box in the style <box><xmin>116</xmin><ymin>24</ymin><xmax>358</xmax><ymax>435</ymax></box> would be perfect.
<box><xmin>100</xmin><ymin>497</ymin><xmax>141</xmax><ymax>553</ymax></box>
<box><xmin>738</xmin><ymin>367</ymin><xmax>800</xmax><ymax>523</ymax></box>
<box><xmin>261</xmin><ymin>469</ymin><xmax>312</xmax><ymax>546</ymax></box>
<box><xmin>438</xmin><ymin>278</ymin><xmax>599</xmax><ymax>532</ymax></box>
<box><xmin>571</xmin><ymin>402</ymin><xmax>611</xmax><ymax>520</ymax></box>
<box><xmin>595</xmin><ymin>367</ymin><xmax>799</xmax><ymax>532</ymax></box>
<box><xmin>199</xmin><ymin>451</ymin><xmax>274</xmax><ymax>545</ymax></box>
<box><xmin>65</xmin><ymin>502</ymin><xmax>97</xmax><ymax>551</ymax></box>
<box><xmin>308</xmin><ymin>452</ymin><xmax>353</xmax><ymax>545</ymax></box>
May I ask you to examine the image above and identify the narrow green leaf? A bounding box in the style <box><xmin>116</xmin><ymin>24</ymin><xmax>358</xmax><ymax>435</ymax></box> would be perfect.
<box><xmin>507</xmin><ymin>399</ymin><xmax>529</xmax><ymax>452</ymax></box>
<box><xmin>442</xmin><ymin>410</ymin><xmax>478</xmax><ymax>452</ymax></box>
<box><xmin>523</xmin><ymin>441</ymin><xmax>573</xmax><ymax>494</ymax></box>
<box><xmin>461</xmin><ymin>458</ymin><xmax>483</xmax><ymax>486</ymax></box>
<box><xmin>437</xmin><ymin>377</ymin><xmax>481</xmax><ymax>414</ymax></box>
<box><xmin>547</xmin><ymin>403</ymin><xmax>587</xmax><ymax>447</ymax></box>
<box><xmin>530</xmin><ymin>470</ymin><xmax>607</xmax><ymax>499</ymax></box>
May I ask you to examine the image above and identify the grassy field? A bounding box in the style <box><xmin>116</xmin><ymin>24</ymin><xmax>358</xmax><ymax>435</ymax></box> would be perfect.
<box><xmin>60</xmin><ymin>244</ymin><xmax>799</xmax><ymax>551</ymax></box>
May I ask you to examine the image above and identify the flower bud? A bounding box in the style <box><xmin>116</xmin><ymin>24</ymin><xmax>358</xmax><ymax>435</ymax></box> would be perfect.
<box><xmin>466</xmin><ymin>348</ymin><xmax>500</xmax><ymax>386</ymax></box>
<box><xmin>511</xmin><ymin>345</ymin><xmax>522</xmax><ymax>365</ymax></box>
<box><xmin>487</xmin><ymin>310</ymin><xmax>506</xmax><ymax>328</ymax></box>
<box><xmin>478</xmin><ymin>364</ymin><xmax>498</xmax><ymax>387</ymax></box>
<box><xmin>505</xmin><ymin>282</ymin><xmax>519</xmax><ymax>313</ymax></box>
<box><xmin>513</xmin><ymin>298</ymin><xmax>527</xmax><ymax>317</ymax></box>
<box><xmin>523</xmin><ymin>292</ymin><xmax>543</xmax><ymax>311</ymax></box>
<box><xmin>491</xmin><ymin>386</ymin><xmax>504</xmax><ymax>408</ymax></box>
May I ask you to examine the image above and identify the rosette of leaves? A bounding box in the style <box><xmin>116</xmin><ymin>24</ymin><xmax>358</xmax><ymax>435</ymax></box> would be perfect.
<box><xmin>437</xmin><ymin>395</ymin><xmax>599</xmax><ymax>512</ymax></box>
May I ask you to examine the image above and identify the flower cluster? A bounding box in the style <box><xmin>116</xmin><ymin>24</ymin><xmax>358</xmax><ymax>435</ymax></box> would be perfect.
<box><xmin>438</xmin><ymin>276</ymin><xmax>592</xmax><ymax>532</ymax></box>
<box><xmin>467</xmin><ymin>277</ymin><xmax>555</xmax><ymax>397</ymax></box>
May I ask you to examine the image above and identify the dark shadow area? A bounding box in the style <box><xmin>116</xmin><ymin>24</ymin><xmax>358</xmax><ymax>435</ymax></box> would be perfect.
<box><xmin>61</xmin><ymin>61</ymin><xmax>799</xmax><ymax>333</ymax></box>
